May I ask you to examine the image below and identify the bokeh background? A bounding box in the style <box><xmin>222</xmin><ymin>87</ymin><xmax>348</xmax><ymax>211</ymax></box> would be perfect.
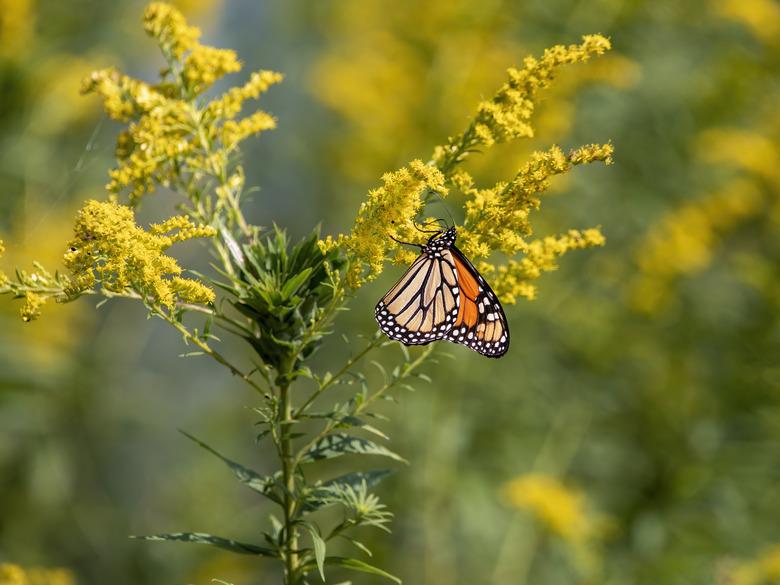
<box><xmin>2</xmin><ymin>0</ymin><xmax>780</xmax><ymax>583</ymax></box>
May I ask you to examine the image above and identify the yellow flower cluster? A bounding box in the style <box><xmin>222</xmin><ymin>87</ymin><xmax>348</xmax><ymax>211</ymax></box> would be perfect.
<box><xmin>629</xmin><ymin>179</ymin><xmax>763</xmax><ymax>313</ymax></box>
<box><xmin>20</xmin><ymin>291</ymin><xmax>48</xmax><ymax>323</ymax></box>
<box><xmin>502</xmin><ymin>473</ymin><xmax>603</xmax><ymax>545</ymax></box>
<box><xmin>81</xmin><ymin>3</ymin><xmax>282</xmax><ymax>205</ymax></box>
<box><xmin>321</xmin><ymin>160</ymin><xmax>447</xmax><ymax>288</ymax></box>
<box><xmin>0</xmin><ymin>564</ymin><xmax>74</xmax><ymax>585</ymax></box>
<box><xmin>480</xmin><ymin>229</ymin><xmax>606</xmax><ymax>303</ymax></box>
<box><xmin>327</xmin><ymin>36</ymin><xmax>613</xmax><ymax>298</ymax></box>
<box><xmin>457</xmin><ymin>144</ymin><xmax>613</xmax><ymax>259</ymax></box>
<box><xmin>64</xmin><ymin>200</ymin><xmax>216</xmax><ymax>308</ymax></box>
<box><xmin>629</xmin><ymin>125</ymin><xmax>779</xmax><ymax>314</ymax></box>
<box><xmin>434</xmin><ymin>34</ymin><xmax>611</xmax><ymax>169</ymax></box>
<box><xmin>183</xmin><ymin>45</ymin><xmax>242</xmax><ymax>95</ymax></box>
<box><xmin>207</xmin><ymin>70</ymin><xmax>284</xmax><ymax>119</ymax></box>
<box><xmin>143</xmin><ymin>2</ymin><xmax>201</xmax><ymax>59</ymax></box>
<box><xmin>725</xmin><ymin>544</ymin><xmax>780</xmax><ymax>585</ymax></box>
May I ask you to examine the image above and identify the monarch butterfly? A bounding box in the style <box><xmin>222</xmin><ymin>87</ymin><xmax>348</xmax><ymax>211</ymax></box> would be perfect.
<box><xmin>375</xmin><ymin>226</ymin><xmax>509</xmax><ymax>358</ymax></box>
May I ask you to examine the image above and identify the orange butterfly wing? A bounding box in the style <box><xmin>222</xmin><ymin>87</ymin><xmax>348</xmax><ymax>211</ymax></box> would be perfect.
<box><xmin>446</xmin><ymin>247</ymin><xmax>509</xmax><ymax>358</ymax></box>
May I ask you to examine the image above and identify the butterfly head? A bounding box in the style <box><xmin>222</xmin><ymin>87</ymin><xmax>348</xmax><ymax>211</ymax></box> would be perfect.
<box><xmin>425</xmin><ymin>226</ymin><xmax>457</xmax><ymax>252</ymax></box>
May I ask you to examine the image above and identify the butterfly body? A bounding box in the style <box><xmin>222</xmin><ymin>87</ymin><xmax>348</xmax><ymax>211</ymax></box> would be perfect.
<box><xmin>375</xmin><ymin>227</ymin><xmax>509</xmax><ymax>358</ymax></box>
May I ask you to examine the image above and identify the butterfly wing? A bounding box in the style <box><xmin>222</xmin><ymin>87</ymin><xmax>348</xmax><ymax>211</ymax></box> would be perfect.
<box><xmin>375</xmin><ymin>250</ymin><xmax>461</xmax><ymax>345</ymax></box>
<box><xmin>445</xmin><ymin>246</ymin><xmax>510</xmax><ymax>358</ymax></box>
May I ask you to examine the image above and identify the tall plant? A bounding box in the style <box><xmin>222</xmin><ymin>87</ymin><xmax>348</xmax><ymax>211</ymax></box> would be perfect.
<box><xmin>0</xmin><ymin>4</ymin><xmax>612</xmax><ymax>583</ymax></box>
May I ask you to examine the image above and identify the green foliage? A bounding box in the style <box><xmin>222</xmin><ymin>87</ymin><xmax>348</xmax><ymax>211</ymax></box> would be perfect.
<box><xmin>220</xmin><ymin>226</ymin><xmax>347</xmax><ymax>372</ymax></box>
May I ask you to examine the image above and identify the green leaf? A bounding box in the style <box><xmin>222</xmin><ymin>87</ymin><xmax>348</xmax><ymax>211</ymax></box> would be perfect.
<box><xmin>301</xmin><ymin>434</ymin><xmax>407</xmax><ymax>463</ymax></box>
<box><xmin>304</xmin><ymin>470</ymin><xmax>394</xmax><ymax>512</ymax></box>
<box><xmin>316</xmin><ymin>557</ymin><xmax>401</xmax><ymax>584</ymax></box>
<box><xmin>325</xmin><ymin>469</ymin><xmax>393</xmax><ymax>490</ymax></box>
<box><xmin>301</xmin><ymin>522</ymin><xmax>327</xmax><ymax>581</ymax></box>
<box><xmin>132</xmin><ymin>532</ymin><xmax>277</xmax><ymax>557</ymax></box>
<box><xmin>179</xmin><ymin>431</ymin><xmax>279</xmax><ymax>503</ymax></box>
<box><xmin>340</xmin><ymin>536</ymin><xmax>373</xmax><ymax>557</ymax></box>
<box><xmin>281</xmin><ymin>267</ymin><xmax>313</xmax><ymax>299</ymax></box>
<box><xmin>337</xmin><ymin>416</ymin><xmax>389</xmax><ymax>440</ymax></box>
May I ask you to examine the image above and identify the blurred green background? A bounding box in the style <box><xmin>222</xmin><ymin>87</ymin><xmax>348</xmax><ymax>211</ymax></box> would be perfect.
<box><xmin>2</xmin><ymin>0</ymin><xmax>780</xmax><ymax>583</ymax></box>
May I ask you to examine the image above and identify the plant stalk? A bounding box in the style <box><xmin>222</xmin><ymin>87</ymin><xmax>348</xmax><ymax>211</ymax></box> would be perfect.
<box><xmin>278</xmin><ymin>360</ymin><xmax>299</xmax><ymax>584</ymax></box>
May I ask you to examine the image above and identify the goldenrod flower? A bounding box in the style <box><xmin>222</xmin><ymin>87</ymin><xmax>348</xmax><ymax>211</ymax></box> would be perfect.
<box><xmin>221</xmin><ymin>111</ymin><xmax>277</xmax><ymax>150</ymax></box>
<box><xmin>20</xmin><ymin>292</ymin><xmax>48</xmax><ymax>323</ymax></box>
<box><xmin>206</xmin><ymin>70</ymin><xmax>284</xmax><ymax>120</ymax></box>
<box><xmin>326</xmin><ymin>36</ymin><xmax>613</xmax><ymax>298</ymax></box>
<box><xmin>143</xmin><ymin>2</ymin><xmax>201</xmax><ymax>58</ymax></box>
<box><xmin>457</xmin><ymin>143</ymin><xmax>613</xmax><ymax>259</ymax></box>
<box><xmin>64</xmin><ymin>200</ymin><xmax>216</xmax><ymax>308</ymax></box>
<box><xmin>324</xmin><ymin>160</ymin><xmax>447</xmax><ymax>288</ymax></box>
<box><xmin>434</xmin><ymin>34</ymin><xmax>611</xmax><ymax>169</ymax></box>
<box><xmin>82</xmin><ymin>3</ymin><xmax>281</xmax><ymax>205</ymax></box>
<box><xmin>502</xmin><ymin>473</ymin><xmax>604</xmax><ymax>545</ymax></box>
<box><xmin>480</xmin><ymin>229</ymin><xmax>606</xmax><ymax>303</ymax></box>
<box><xmin>183</xmin><ymin>45</ymin><xmax>242</xmax><ymax>95</ymax></box>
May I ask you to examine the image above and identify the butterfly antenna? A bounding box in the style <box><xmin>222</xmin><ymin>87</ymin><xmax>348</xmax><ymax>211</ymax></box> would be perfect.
<box><xmin>429</xmin><ymin>190</ymin><xmax>456</xmax><ymax>227</ymax></box>
<box><xmin>413</xmin><ymin>219</ymin><xmax>443</xmax><ymax>234</ymax></box>
<box><xmin>388</xmin><ymin>233</ymin><xmax>424</xmax><ymax>249</ymax></box>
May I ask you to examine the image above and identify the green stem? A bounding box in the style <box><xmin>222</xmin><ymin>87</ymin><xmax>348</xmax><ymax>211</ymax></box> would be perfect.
<box><xmin>294</xmin><ymin>334</ymin><xmax>382</xmax><ymax>418</ymax></box>
<box><xmin>293</xmin><ymin>345</ymin><xmax>434</xmax><ymax>468</ymax></box>
<box><xmin>278</xmin><ymin>358</ymin><xmax>300</xmax><ymax>585</ymax></box>
<box><xmin>153</xmin><ymin>305</ymin><xmax>267</xmax><ymax>394</ymax></box>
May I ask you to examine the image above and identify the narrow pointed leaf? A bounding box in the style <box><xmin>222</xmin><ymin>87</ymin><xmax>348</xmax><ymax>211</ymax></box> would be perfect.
<box><xmin>281</xmin><ymin>267</ymin><xmax>313</xmax><ymax>298</ymax></box>
<box><xmin>132</xmin><ymin>532</ymin><xmax>276</xmax><ymax>557</ymax></box>
<box><xmin>300</xmin><ymin>522</ymin><xmax>327</xmax><ymax>581</ymax></box>
<box><xmin>303</xmin><ymin>470</ymin><xmax>394</xmax><ymax>512</ymax></box>
<box><xmin>179</xmin><ymin>431</ymin><xmax>278</xmax><ymax>502</ymax></box>
<box><xmin>301</xmin><ymin>434</ymin><xmax>406</xmax><ymax>463</ymax></box>
<box><xmin>317</xmin><ymin>557</ymin><xmax>401</xmax><ymax>584</ymax></box>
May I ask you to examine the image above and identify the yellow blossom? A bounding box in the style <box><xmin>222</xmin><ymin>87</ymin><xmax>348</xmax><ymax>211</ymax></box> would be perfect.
<box><xmin>206</xmin><ymin>70</ymin><xmax>284</xmax><ymax>119</ymax></box>
<box><xmin>20</xmin><ymin>291</ymin><xmax>47</xmax><ymax>323</ymax></box>
<box><xmin>0</xmin><ymin>563</ymin><xmax>74</xmax><ymax>585</ymax></box>
<box><xmin>457</xmin><ymin>143</ymin><xmax>613</xmax><ymax>259</ymax></box>
<box><xmin>82</xmin><ymin>4</ymin><xmax>282</xmax><ymax>205</ymax></box>
<box><xmin>434</xmin><ymin>34</ymin><xmax>611</xmax><ymax>169</ymax></box>
<box><xmin>221</xmin><ymin>111</ymin><xmax>277</xmax><ymax>150</ymax></box>
<box><xmin>502</xmin><ymin>473</ymin><xmax>604</xmax><ymax>544</ymax></box>
<box><xmin>81</xmin><ymin>68</ymin><xmax>170</xmax><ymax>123</ymax></box>
<box><xmin>481</xmin><ymin>229</ymin><xmax>606</xmax><ymax>303</ymax></box>
<box><xmin>183</xmin><ymin>45</ymin><xmax>242</xmax><ymax>95</ymax></box>
<box><xmin>143</xmin><ymin>2</ymin><xmax>201</xmax><ymax>58</ymax></box>
<box><xmin>64</xmin><ymin>200</ymin><xmax>216</xmax><ymax>308</ymax></box>
<box><xmin>328</xmin><ymin>36</ymin><xmax>612</xmax><ymax>297</ymax></box>
<box><xmin>327</xmin><ymin>160</ymin><xmax>447</xmax><ymax>288</ymax></box>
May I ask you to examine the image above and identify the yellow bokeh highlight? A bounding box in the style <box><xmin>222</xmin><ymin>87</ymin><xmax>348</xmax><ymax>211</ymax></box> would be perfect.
<box><xmin>0</xmin><ymin>563</ymin><xmax>74</xmax><ymax>585</ymax></box>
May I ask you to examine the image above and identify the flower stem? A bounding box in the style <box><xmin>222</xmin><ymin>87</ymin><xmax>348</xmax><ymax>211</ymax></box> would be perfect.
<box><xmin>278</xmin><ymin>358</ymin><xmax>300</xmax><ymax>585</ymax></box>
